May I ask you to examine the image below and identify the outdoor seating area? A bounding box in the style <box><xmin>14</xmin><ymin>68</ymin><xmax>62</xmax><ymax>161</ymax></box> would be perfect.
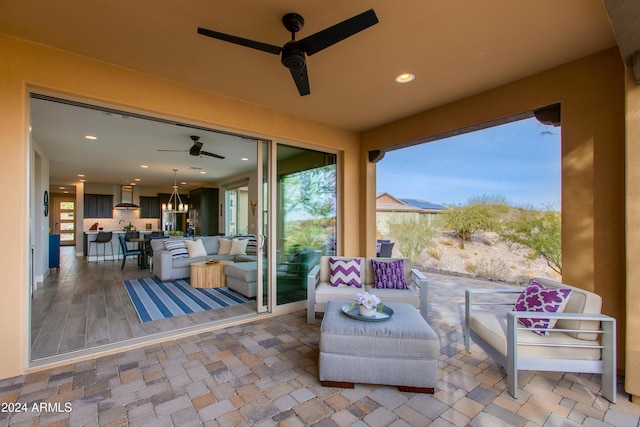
<box><xmin>24</xmin><ymin>259</ymin><xmax>634</xmax><ymax>425</ymax></box>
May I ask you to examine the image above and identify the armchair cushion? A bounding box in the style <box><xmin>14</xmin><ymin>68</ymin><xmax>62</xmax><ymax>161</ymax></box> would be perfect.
<box><xmin>329</xmin><ymin>257</ymin><xmax>362</xmax><ymax>287</ymax></box>
<box><xmin>469</xmin><ymin>312</ymin><xmax>601</xmax><ymax>360</ymax></box>
<box><xmin>371</xmin><ymin>258</ymin><xmax>407</xmax><ymax>289</ymax></box>
<box><xmin>513</xmin><ymin>280</ymin><xmax>572</xmax><ymax>335</ymax></box>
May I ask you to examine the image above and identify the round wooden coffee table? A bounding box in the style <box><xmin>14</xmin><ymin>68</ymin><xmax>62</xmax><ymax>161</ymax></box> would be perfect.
<box><xmin>190</xmin><ymin>260</ymin><xmax>234</xmax><ymax>288</ymax></box>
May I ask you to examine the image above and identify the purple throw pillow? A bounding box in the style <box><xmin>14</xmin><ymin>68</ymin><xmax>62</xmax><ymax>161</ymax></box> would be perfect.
<box><xmin>329</xmin><ymin>257</ymin><xmax>362</xmax><ymax>287</ymax></box>
<box><xmin>371</xmin><ymin>259</ymin><xmax>407</xmax><ymax>290</ymax></box>
<box><xmin>513</xmin><ymin>280</ymin><xmax>572</xmax><ymax>336</ymax></box>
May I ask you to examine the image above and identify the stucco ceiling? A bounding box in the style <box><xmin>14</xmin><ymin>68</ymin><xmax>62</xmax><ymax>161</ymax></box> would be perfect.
<box><xmin>0</xmin><ymin>1</ymin><xmax>621</xmax><ymax>191</ymax></box>
<box><xmin>1</xmin><ymin>0</ymin><xmax>617</xmax><ymax>132</ymax></box>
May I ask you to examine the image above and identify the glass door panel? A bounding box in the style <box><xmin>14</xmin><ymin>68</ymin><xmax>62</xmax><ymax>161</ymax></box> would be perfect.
<box><xmin>276</xmin><ymin>146</ymin><xmax>337</xmax><ymax>306</ymax></box>
<box><xmin>54</xmin><ymin>197</ymin><xmax>76</xmax><ymax>245</ymax></box>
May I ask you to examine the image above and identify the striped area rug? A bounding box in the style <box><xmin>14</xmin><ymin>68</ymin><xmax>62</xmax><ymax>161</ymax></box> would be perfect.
<box><xmin>123</xmin><ymin>277</ymin><xmax>250</xmax><ymax>323</ymax></box>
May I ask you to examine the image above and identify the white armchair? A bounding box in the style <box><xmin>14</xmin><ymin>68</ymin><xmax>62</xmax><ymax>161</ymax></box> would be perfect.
<box><xmin>464</xmin><ymin>278</ymin><xmax>617</xmax><ymax>403</ymax></box>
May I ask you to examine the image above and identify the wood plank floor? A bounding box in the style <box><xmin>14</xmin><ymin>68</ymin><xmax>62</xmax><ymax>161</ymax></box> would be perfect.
<box><xmin>30</xmin><ymin>247</ymin><xmax>256</xmax><ymax>361</ymax></box>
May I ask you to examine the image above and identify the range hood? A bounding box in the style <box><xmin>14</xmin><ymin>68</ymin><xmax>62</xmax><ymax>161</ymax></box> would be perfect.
<box><xmin>114</xmin><ymin>185</ymin><xmax>139</xmax><ymax>209</ymax></box>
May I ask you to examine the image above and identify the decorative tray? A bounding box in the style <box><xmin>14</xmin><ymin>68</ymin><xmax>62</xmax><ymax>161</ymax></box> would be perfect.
<box><xmin>341</xmin><ymin>304</ymin><xmax>394</xmax><ymax>322</ymax></box>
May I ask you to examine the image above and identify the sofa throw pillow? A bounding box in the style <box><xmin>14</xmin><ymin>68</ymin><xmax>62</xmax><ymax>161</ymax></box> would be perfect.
<box><xmin>234</xmin><ymin>235</ymin><xmax>258</xmax><ymax>256</ymax></box>
<box><xmin>513</xmin><ymin>280</ymin><xmax>572</xmax><ymax>336</ymax></box>
<box><xmin>329</xmin><ymin>257</ymin><xmax>362</xmax><ymax>287</ymax></box>
<box><xmin>245</xmin><ymin>237</ymin><xmax>258</xmax><ymax>256</ymax></box>
<box><xmin>163</xmin><ymin>239</ymin><xmax>189</xmax><ymax>259</ymax></box>
<box><xmin>229</xmin><ymin>238</ymin><xmax>249</xmax><ymax>255</ymax></box>
<box><xmin>184</xmin><ymin>239</ymin><xmax>207</xmax><ymax>258</ymax></box>
<box><xmin>218</xmin><ymin>238</ymin><xmax>232</xmax><ymax>255</ymax></box>
<box><xmin>371</xmin><ymin>259</ymin><xmax>407</xmax><ymax>289</ymax></box>
<box><xmin>200</xmin><ymin>236</ymin><xmax>220</xmax><ymax>255</ymax></box>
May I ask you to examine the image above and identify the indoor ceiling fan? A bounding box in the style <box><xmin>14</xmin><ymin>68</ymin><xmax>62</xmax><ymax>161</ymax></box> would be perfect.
<box><xmin>197</xmin><ymin>9</ymin><xmax>379</xmax><ymax>96</ymax></box>
<box><xmin>157</xmin><ymin>135</ymin><xmax>225</xmax><ymax>159</ymax></box>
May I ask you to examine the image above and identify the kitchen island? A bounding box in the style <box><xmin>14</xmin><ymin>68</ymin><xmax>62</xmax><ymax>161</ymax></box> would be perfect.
<box><xmin>84</xmin><ymin>230</ymin><xmax>163</xmax><ymax>262</ymax></box>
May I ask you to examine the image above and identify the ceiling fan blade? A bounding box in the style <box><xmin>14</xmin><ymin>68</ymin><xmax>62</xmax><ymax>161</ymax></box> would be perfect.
<box><xmin>289</xmin><ymin>65</ymin><xmax>310</xmax><ymax>96</ymax></box>
<box><xmin>157</xmin><ymin>149</ymin><xmax>188</xmax><ymax>152</ymax></box>
<box><xmin>298</xmin><ymin>9</ymin><xmax>378</xmax><ymax>56</ymax></box>
<box><xmin>197</xmin><ymin>27</ymin><xmax>282</xmax><ymax>55</ymax></box>
<box><xmin>200</xmin><ymin>150</ymin><xmax>226</xmax><ymax>159</ymax></box>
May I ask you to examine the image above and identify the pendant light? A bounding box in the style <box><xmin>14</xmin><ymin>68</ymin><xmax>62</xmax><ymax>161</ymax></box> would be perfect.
<box><xmin>162</xmin><ymin>169</ymin><xmax>188</xmax><ymax>213</ymax></box>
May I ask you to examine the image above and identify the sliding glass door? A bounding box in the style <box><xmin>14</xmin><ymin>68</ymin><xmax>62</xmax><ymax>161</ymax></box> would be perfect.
<box><xmin>275</xmin><ymin>146</ymin><xmax>337</xmax><ymax>306</ymax></box>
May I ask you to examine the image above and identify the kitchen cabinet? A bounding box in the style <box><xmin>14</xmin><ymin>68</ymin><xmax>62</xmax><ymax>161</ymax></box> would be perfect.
<box><xmin>84</xmin><ymin>194</ymin><xmax>113</xmax><ymax>218</ymax></box>
<box><xmin>190</xmin><ymin>188</ymin><xmax>219</xmax><ymax>236</ymax></box>
<box><xmin>139</xmin><ymin>196</ymin><xmax>160</xmax><ymax>218</ymax></box>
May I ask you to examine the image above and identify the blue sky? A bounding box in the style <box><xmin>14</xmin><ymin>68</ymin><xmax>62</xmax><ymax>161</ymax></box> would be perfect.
<box><xmin>376</xmin><ymin>117</ymin><xmax>561</xmax><ymax>209</ymax></box>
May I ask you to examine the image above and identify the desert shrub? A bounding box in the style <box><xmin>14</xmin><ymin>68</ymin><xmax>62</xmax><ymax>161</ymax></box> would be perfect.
<box><xmin>464</xmin><ymin>261</ymin><xmax>477</xmax><ymax>273</ymax></box>
<box><xmin>501</xmin><ymin>207</ymin><xmax>561</xmax><ymax>274</ymax></box>
<box><xmin>387</xmin><ymin>215</ymin><xmax>438</xmax><ymax>262</ymax></box>
<box><xmin>475</xmin><ymin>257</ymin><xmax>511</xmax><ymax>281</ymax></box>
<box><xmin>442</xmin><ymin>195</ymin><xmax>509</xmax><ymax>249</ymax></box>
<box><xmin>440</xmin><ymin>238</ymin><xmax>455</xmax><ymax>246</ymax></box>
<box><xmin>426</xmin><ymin>247</ymin><xmax>442</xmax><ymax>260</ymax></box>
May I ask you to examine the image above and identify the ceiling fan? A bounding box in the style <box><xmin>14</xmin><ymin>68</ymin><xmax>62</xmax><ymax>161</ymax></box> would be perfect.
<box><xmin>197</xmin><ymin>9</ymin><xmax>379</xmax><ymax>96</ymax></box>
<box><xmin>157</xmin><ymin>135</ymin><xmax>225</xmax><ymax>159</ymax></box>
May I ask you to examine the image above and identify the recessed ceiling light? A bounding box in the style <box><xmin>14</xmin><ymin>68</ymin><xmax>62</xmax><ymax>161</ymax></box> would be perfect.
<box><xmin>394</xmin><ymin>73</ymin><xmax>415</xmax><ymax>84</ymax></box>
<box><xmin>181</xmin><ymin>182</ymin><xmax>187</xmax><ymax>185</ymax></box>
<box><xmin>129</xmin><ymin>183</ymin><xmax>136</xmax><ymax>186</ymax></box>
<box><xmin>140</xmin><ymin>165</ymin><xmax>149</xmax><ymax>168</ymax></box>
<box><xmin>59</xmin><ymin>187</ymin><xmax>65</xmax><ymax>190</ymax></box>
<box><xmin>79</xmin><ymin>179</ymin><xmax>86</xmax><ymax>182</ymax></box>
<box><xmin>241</xmin><ymin>157</ymin><xmax>249</xmax><ymax>161</ymax></box>
<box><xmin>77</xmin><ymin>174</ymin><xmax>85</xmax><ymax>177</ymax></box>
<box><xmin>134</xmin><ymin>178</ymin><xmax>141</xmax><ymax>181</ymax></box>
<box><xmin>200</xmin><ymin>171</ymin><xmax>206</xmax><ymax>174</ymax></box>
<box><xmin>84</xmin><ymin>135</ymin><xmax>97</xmax><ymax>140</ymax></box>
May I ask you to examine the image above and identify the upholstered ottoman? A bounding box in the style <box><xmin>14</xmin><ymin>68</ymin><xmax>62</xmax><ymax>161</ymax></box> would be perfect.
<box><xmin>224</xmin><ymin>262</ymin><xmax>257</xmax><ymax>298</ymax></box>
<box><xmin>320</xmin><ymin>300</ymin><xmax>440</xmax><ymax>393</ymax></box>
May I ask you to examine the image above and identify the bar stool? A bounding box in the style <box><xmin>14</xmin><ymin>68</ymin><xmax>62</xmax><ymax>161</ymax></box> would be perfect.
<box><xmin>88</xmin><ymin>231</ymin><xmax>114</xmax><ymax>262</ymax></box>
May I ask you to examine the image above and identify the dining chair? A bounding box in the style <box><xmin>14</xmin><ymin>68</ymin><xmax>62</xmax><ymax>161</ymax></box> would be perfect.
<box><xmin>118</xmin><ymin>235</ymin><xmax>142</xmax><ymax>270</ymax></box>
<box><xmin>378</xmin><ymin>242</ymin><xmax>395</xmax><ymax>258</ymax></box>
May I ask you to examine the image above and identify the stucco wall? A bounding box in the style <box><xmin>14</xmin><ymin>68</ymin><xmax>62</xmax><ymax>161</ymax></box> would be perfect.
<box><xmin>362</xmin><ymin>49</ymin><xmax>628</xmax><ymax>380</ymax></box>
<box><xmin>0</xmin><ymin>34</ymin><xmax>359</xmax><ymax>379</ymax></box>
<box><xmin>625</xmin><ymin>67</ymin><xmax>640</xmax><ymax>399</ymax></box>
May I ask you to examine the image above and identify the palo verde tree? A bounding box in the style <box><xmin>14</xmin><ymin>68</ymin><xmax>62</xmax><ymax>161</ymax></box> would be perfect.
<box><xmin>500</xmin><ymin>207</ymin><xmax>562</xmax><ymax>275</ymax></box>
<box><xmin>441</xmin><ymin>195</ymin><xmax>509</xmax><ymax>249</ymax></box>
<box><xmin>387</xmin><ymin>215</ymin><xmax>438</xmax><ymax>262</ymax></box>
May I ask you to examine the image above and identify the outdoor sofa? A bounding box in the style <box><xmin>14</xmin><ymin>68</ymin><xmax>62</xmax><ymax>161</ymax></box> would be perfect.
<box><xmin>306</xmin><ymin>256</ymin><xmax>429</xmax><ymax>324</ymax></box>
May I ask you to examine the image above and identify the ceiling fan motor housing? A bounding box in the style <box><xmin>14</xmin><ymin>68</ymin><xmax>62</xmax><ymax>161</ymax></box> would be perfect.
<box><xmin>281</xmin><ymin>41</ymin><xmax>306</xmax><ymax>69</ymax></box>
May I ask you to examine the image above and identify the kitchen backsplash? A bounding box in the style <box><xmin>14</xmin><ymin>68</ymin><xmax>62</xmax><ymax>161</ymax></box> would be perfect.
<box><xmin>83</xmin><ymin>209</ymin><xmax>160</xmax><ymax>231</ymax></box>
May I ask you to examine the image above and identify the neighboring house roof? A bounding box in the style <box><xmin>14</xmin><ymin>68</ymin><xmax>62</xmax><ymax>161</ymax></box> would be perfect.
<box><xmin>376</xmin><ymin>192</ymin><xmax>445</xmax><ymax>213</ymax></box>
<box><xmin>399</xmin><ymin>198</ymin><xmax>445</xmax><ymax>211</ymax></box>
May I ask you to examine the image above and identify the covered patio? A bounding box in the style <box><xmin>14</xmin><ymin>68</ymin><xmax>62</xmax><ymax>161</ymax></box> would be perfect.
<box><xmin>1</xmin><ymin>272</ymin><xmax>636</xmax><ymax>426</ymax></box>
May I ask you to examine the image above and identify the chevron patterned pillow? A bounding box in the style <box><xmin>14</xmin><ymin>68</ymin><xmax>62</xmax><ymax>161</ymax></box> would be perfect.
<box><xmin>329</xmin><ymin>257</ymin><xmax>362</xmax><ymax>287</ymax></box>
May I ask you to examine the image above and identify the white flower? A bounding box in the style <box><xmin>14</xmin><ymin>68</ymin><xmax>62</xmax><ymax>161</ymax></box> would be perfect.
<box><xmin>355</xmin><ymin>292</ymin><xmax>381</xmax><ymax>310</ymax></box>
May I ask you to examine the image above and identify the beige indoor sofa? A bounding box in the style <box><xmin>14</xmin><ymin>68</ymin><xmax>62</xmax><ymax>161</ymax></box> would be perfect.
<box><xmin>464</xmin><ymin>277</ymin><xmax>617</xmax><ymax>403</ymax></box>
<box><xmin>306</xmin><ymin>256</ymin><xmax>429</xmax><ymax>324</ymax></box>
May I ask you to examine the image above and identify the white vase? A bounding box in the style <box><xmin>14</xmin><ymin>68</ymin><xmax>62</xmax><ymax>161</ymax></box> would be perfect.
<box><xmin>358</xmin><ymin>305</ymin><xmax>376</xmax><ymax>317</ymax></box>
